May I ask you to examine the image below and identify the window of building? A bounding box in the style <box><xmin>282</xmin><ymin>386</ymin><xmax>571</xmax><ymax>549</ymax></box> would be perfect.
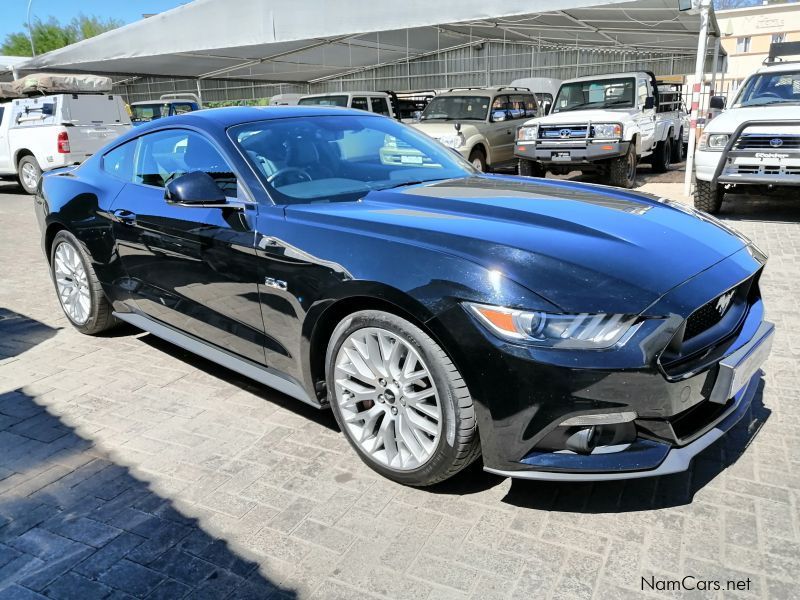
<box><xmin>772</xmin><ymin>33</ymin><xmax>786</xmax><ymax>44</ymax></box>
<box><xmin>736</xmin><ymin>37</ymin><xmax>751</xmax><ymax>53</ymax></box>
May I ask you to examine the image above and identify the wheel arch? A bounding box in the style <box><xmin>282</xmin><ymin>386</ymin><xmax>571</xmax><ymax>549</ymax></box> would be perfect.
<box><xmin>305</xmin><ymin>290</ymin><xmax>444</xmax><ymax>402</ymax></box>
<box><xmin>468</xmin><ymin>141</ymin><xmax>489</xmax><ymax>165</ymax></box>
<box><xmin>14</xmin><ymin>148</ymin><xmax>34</xmax><ymax>169</ymax></box>
<box><xmin>43</xmin><ymin>221</ymin><xmax>69</xmax><ymax>263</ymax></box>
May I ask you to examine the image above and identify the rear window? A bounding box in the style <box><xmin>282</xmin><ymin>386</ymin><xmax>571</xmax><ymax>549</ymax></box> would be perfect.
<box><xmin>298</xmin><ymin>95</ymin><xmax>349</xmax><ymax>107</ymax></box>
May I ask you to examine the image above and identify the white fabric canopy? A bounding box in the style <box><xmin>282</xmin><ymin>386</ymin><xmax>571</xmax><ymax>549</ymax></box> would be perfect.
<box><xmin>18</xmin><ymin>0</ymin><xmax>719</xmax><ymax>83</ymax></box>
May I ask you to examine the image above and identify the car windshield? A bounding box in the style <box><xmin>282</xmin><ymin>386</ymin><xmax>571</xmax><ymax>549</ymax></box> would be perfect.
<box><xmin>230</xmin><ymin>115</ymin><xmax>473</xmax><ymax>204</ymax></box>
<box><xmin>733</xmin><ymin>70</ymin><xmax>800</xmax><ymax>107</ymax></box>
<box><xmin>419</xmin><ymin>96</ymin><xmax>490</xmax><ymax>121</ymax></box>
<box><xmin>297</xmin><ymin>95</ymin><xmax>349</xmax><ymax>107</ymax></box>
<box><xmin>130</xmin><ymin>103</ymin><xmax>168</xmax><ymax>122</ymax></box>
<box><xmin>553</xmin><ymin>78</ymin><xmax>635</xmax><ymax>113</ymax></box>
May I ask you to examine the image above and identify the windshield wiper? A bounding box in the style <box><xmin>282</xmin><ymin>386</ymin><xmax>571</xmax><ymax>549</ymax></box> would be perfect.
<box><xmin>377</xmin><ymin>178</ymin><xmax>450</xmax><ymax>191</ymax></box>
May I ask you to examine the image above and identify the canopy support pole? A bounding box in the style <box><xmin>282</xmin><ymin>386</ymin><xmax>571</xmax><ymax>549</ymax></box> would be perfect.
<box><xmin>196</xmin><ymin>80</ymin><xmax>203</xmax><ymax>107</ymax></box>
<box><xmin>684</xmin><ymin>0</ymin><xmax>712</xmax><ymax>198</ymax></box>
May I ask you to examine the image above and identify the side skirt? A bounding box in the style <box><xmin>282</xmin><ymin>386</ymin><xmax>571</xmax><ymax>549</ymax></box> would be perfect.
<box><xmin>113</xmin><ymin>311</ymin><xmax>320</xmax><ymax>408</ymax></box>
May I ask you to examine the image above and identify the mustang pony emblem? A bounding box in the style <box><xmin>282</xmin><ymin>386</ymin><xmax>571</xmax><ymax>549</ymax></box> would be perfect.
<box><xmin>716</xmin><ymin>290</ymin><xmax>735</xmax><ymax>317</ymax></box>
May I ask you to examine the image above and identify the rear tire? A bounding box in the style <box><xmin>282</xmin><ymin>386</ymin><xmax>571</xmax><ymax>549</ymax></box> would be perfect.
<box><xmin>49</xmin><ymin>230</ymin><xmax>116</xmax><ymax>335</ymax></box>
<box><xmin>326</xmin><ymin>310</ymin><xmax>480</xmax><ymax>487</ymax></box>
<box><xmin>651</xmin><ymin>138</ymin><xmax>672</xmax><ymax>173</ymax></box>
<box><xmin>694</xmin><ymin>180</ymin><xmax>724</xmax><ymax>215</ymax></box>
<box><xmin>671</xmin><ymin>130</ymin><xmax>685</xmax><ymax>163</ymax></box>
<box><xmin>17</xmin><ymin>155</ymin><xmax>42</xmax><ymax>195</ymax></box>
<box><xmin>607</xmin><ymin>144</ymin><xmax>637</xmax><ymax>188</ymax></box>
<box><xmin>468</xmin><ymin>148</ymin><xmax>487</xmax><ymax>173</ymax></box>
<box><xmin>518</xmin><ymin>158</ymin><xmax>546</xmax><ymax>178</ymax></box>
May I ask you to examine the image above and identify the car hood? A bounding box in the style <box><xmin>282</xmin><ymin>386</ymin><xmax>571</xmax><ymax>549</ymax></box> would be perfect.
<box><xmin>530</xmin><ymin>108</ymin><xmax>637</xmax><ymax>126</ymax></box>
<box><xmin>285</xmin><ymin>176</ymin><xmax>748</xmax><ymax>314</ymax></box>
<box><xmin>706</xmin><ymin>105</ymin><xmax>800</xmax><ymax>134</ymax></box>
<box><xmin>412</xmin><ymin>122</ymin><xmax>482</xmax><ymax>138</ymax></box>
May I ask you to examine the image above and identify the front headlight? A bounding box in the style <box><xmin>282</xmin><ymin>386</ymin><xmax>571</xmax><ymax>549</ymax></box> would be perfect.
<box><xmin>437</xmin><ymin>134</ymin><xmax>464</xmax><ymax>149</ymax></box>
<box><xmin>465</xmin><ymin>302</ymin><xmax>639</xmax><ymax>349</ymax></box>
<box><xmin>592</xmin><ymin>123</ymin><xmax>622</xmax><ymax>139</ymax></box>
<box><xmin>517</xmin><ymin>125</ymin><xmax>538</xmax><ymax>141</ymax></box>
<box><xmin>698</xmin><ymin>133</ymin><xmax>730</xmax><ymax>151</ymax></box>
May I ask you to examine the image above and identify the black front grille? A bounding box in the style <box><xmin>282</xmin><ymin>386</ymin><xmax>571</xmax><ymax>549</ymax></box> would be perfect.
<box><xmin>685</xmin><ymin>299</ymin><xmax>726</xmax><ymax>340</ymax></box>
<box><xmin>540</xmin><ymin>125</ymin><xmax>589</xmax><ymax>139</ymax></box>
<box><xmin>733</xmin><ymin>134</ymin><xmax>800</xmax><ymax>150</ymax></box>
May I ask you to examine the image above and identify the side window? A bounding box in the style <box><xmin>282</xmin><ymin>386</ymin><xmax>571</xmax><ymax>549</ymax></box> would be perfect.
<box><xmin>370</xmin><ymin>96</ymin><xmax>391</xmax><ymax>116</ymax></box>
<box><xmin>637</xmin><ymin>81</ymin><xmax>649</xmax><ymax>107</ymax></box>
<box><xmin>171</xmin><ymin>103</ymin><xmax>195</xmax><ymax>115</ymax></box>
<box><xmin>508</xmin><ymin>94</ymin><xmax>537</xmax><ymax>119</ymax></box>
<box><xmin>102</xmin><ymin>140</ymin><xmax>137</xmax><ymax>182</ymax></box>
<box><xmin>491</xmin><ymin>95</ymin><xmax>510</xmax><ymax>120</ymax></box>
<box><xmin>135</xmin><ymin>129</ymin><xmax>236</xmax><ymax>196</ymax></box>
<box><xmin>351</xmin><ymin>97</ymin><xmax>369</xmax><ymax>111</ymax></box>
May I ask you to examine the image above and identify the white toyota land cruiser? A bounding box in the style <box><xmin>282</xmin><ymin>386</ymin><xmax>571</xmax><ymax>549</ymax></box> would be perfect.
<box><xmin>515</xmin><ymin>71</ymin><xmax>685</xmax><ymax>188</ymax></box>
<box><xmin>694</xmin><ymin>59</ymin><xmax>800</xmax><ymax>214</ymax></box>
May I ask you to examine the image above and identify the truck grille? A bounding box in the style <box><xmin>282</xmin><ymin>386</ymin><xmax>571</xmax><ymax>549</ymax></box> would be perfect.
<box><xmin>732</xmin><ymin>164</ymin><xmax>800</xmax><ymax>176</ymax></box>
<box><xmin>684</xmin><ymin>278</ymin><xmax>753</xmax><ymax>341</ymax></box>
<box><xmin>733</xmin><ymin>134</ymin><xmax>800</xmax><ymax>150</ymax></box>
<box><xmin>539</xmin><ymin>125</ymin><xmax>590</xmax><ymax>139</ymax></box>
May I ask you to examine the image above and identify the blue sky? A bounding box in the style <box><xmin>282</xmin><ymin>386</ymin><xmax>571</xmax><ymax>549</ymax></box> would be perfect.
<box><xmin>1</xmin><ymin>0</ymin><xmax>188</xmax><ymax>41</ymax></box>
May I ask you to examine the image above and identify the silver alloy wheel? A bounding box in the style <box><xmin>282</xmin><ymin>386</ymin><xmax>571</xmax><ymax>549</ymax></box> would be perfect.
<box><xmin>472</xmin><ymin>157</ymin><xmax>484</xmax><ymax>171</ymax></box>
<box><xmin>53</xmin><ymin>242</ymin><xmax>91</xmax><ymax>325</ymax></box>
<box><xmin>334</xmin><ymin>327</ymin><xmax>442</xmax><ymax>471</ymax></box>
<box><xmin>21</xmin><ymin>162</ymin><xmax>38</xmax><ymax>190</ymax></box>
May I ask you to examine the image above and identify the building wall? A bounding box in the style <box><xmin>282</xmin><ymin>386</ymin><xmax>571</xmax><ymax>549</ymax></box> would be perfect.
<box><xmin>717</xmin><ymin>3</ymin><xmax>800</xmax><ymax>88</ymax></box>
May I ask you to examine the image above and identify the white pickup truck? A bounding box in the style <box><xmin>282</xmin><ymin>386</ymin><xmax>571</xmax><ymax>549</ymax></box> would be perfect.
<box><xmin>0</xmin><ymin>91</ymin><xmax>130</xmax><ymax>194</ymax></box>
<box><xmin>515</xmin><ymin>71</ymin><xmax>685</xmax><ymax>188</ymax></box>
<box><xmin>694</xmin><ymin>58</ymin><xmax>800</xmax><ymax>214</ymax></box>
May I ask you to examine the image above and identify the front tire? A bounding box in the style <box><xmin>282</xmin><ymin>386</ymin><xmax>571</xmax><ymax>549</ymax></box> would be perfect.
<box><xmin>18</xmin><ymin>155</ymin><xmax>42</xmax><ymax>195</ymax></box>
<box><xmin>694</xmin><ymin>180</ymin><xmax>724</xmax><ymax>214</ymax></box>
<box><xmin>468</xmin><ymin>148</ymin><xmax>487</xmax><ymax>173</ymax></box>
<box><xmin>671</xmin><ymin>131</ymin><xmax>685</xmax><ymax>163</ymax></box>
<box><xmin>50</xmin><ymin>230</ymin><xmax>116</xmax><ymax>335</ymax></box>
<box><xmin>607</xmin><ymin>144</ymin><xmax>637</xmax><ymax>188</ymax></box>
<box><xmin>326</xmin><ymin>310</ymin><xmax>480</xmax><ymax>486</ymax></box>
<box><xmin>518</xmin><ymin>158</ymin><xmax>546</xmax><ymax>178</ymax></box>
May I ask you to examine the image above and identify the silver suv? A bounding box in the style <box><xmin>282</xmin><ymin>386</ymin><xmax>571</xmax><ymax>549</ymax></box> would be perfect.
<box><xmin>412</xmin><ymin>87</ymin><xmax>539</xmax><ymax>171</ymax></box>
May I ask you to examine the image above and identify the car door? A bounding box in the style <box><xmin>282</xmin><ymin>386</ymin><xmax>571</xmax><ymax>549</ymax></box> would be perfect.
<box><xmin>635</xmin><ymin>78</ymin><xmax>657</xmax><ymax>152</ymax></box>
<box><xmin>485</xmin><ymin>95</ymin><xmax>516</xmax><ymax>165</ymax></box>
<box><xmin>108</xmin><ymin>127</ymin><xmax>268</xmax><ymax>365</ymax></box>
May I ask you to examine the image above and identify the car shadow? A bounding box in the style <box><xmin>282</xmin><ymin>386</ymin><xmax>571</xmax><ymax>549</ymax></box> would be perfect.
<box><xmin>718</xmin><ymin>193</ymin><xmax>800</xmax><ymax>223</ymax></box>
<box><xmin>137</xmin><ymin>332</ymin><xmax>339</xmax><ymax>432</ymax></box>
<box><xmin>0</xmin><ymin>312</ymin><xmax>296</xmax><ymax>598</ymax></box>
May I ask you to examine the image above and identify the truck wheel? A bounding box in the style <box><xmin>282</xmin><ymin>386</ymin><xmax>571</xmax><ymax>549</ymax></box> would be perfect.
<box><xmin>18</xmin><ymin>155</ymin><xmax>42</xmax><ymax>195</ymax></box>
<box><xmin>607</xmin><ymin>145</ymin><xmax>637</xmax><ymax>189</ymax></box>
<box><xmin>518</xmin><ymin>159</ymin><xmax>546</xmax><ymax>178</ymax></box>
<box><xmin>468</xmin><ymin>148</ymin><xmax>487</xmax><ymax>173</ymax></box>
<box><xmin>651</xmin><ymin>138</ymin><xmax>672</xmax><ymax>173</ymax></box>
<box><xmin>671</xmin><ymin>131</ymin><xmax>685</xmax><ymax>163</ymax></box>
<box><xmin>694</xmin><ymin>180</ymin><xmax>723</xmax><ymax>215</ymax></box>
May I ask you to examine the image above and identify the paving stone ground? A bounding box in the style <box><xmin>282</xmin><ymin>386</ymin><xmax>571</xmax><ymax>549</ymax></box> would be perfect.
<box><xmin>0</xmin><ymin>173</ymin><xmax>798</xmax><ymax>599</ymax></box>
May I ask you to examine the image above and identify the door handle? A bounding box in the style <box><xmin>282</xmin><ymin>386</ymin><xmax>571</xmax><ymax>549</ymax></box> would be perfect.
<box><xmin>112</xmin><ymin>208</ymin><xmax>136</xmax><ymax>226</ymax></box>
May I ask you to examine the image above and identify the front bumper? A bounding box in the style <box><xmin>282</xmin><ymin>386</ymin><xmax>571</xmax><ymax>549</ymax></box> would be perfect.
<box><xmin>428</xmin><ymin>247</ymin><xmax>771</xmax><ymax>481</ymax></box>
<box><xmin>515</xmin><ymin>140</ymin><xmax>629</xmax><ymax>165</ymax></box>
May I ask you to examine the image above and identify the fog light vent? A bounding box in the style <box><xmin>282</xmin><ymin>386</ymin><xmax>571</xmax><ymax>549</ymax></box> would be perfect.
<box><xmin>560</xmin><ymin>411</ymin><xmax>637</xmax><ymax>427</ymax></box>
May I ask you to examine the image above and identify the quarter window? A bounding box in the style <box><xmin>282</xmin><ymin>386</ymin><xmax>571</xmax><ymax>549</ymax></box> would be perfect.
<box><xmin>102</xmin><ymin>140</ymin><xmax>137</xmax><ymax>182</ymax></box>
<box><xmin>351</xmin><ymin>97</ymin><xmax>369</xmax><ymax>111</ymax></box>
<box><xmin>134</xmin><ymin>129</ymin><xmax>237</xmax><ymax>196</ymax></box>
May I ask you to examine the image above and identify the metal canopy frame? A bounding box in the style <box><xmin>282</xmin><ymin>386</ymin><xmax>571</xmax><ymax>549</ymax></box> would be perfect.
<box><xmin>16</xmin><ymin>0</ymin><xmax>720</xmax><ymax>84</ymax></box>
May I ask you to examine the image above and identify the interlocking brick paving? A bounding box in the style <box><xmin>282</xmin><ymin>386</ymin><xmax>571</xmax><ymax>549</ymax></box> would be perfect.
<box><xmin>1</xmin><ymin>177</ymin><xmax>798</xmax><ymax>599</ymax></box>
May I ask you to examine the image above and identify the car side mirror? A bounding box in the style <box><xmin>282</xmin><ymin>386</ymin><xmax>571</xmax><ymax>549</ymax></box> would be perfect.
<box><xmin>165</xmin><ymin>171</ymin><xmax>226</xmax><ymax>206</ymax></box>
<box><xmin>540</xmin><ymin>101</ymin><xmax>552</xmax><ymax>116</ymax></box>
<box><xmin>491</xmin><ymin>110</ymin><xmax>507</xmax><ymax>123</ymax></box>
<box><xmin>643</xmin><ymin>96</ymin><xmax>655</xmax><ymax>110</ymax></box>
<box><xmin>709</xmin><ymin>95</ymin><xmax>726</xmax><ymax>110</ymax></box>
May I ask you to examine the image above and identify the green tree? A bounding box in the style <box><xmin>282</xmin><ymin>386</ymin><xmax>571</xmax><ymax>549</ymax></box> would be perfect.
<box><xmin>0</xmin><ymin>14</ymin><xmax>122</xmax><ymax>57</ymax></box>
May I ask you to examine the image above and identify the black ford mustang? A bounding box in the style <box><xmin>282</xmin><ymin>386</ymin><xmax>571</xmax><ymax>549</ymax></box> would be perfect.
<box><xmin>34</xmin><ymin>106</ymin><xmax>774</xmax><ymax>486</ymax></box>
